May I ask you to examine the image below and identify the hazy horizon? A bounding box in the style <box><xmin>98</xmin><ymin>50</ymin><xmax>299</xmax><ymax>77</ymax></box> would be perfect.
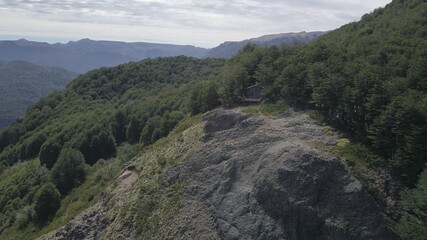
<box><xmin>0</xmin><ymin>0</ymin><xmax>392</xmax><ymax>48</ymax></box>
<box><xmin>0</xmin><ymin>31</ymin><xmax>325</xmax><ymax>49</ymax></box>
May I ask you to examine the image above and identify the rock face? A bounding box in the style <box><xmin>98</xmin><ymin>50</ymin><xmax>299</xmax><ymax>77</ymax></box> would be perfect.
<box><xmin>165</xmin><ymin>109</ymin><xmax>397</xmax><ymax>239</ymax></box>
<box><xmin>40</xmin><ymin>109</ymin><xmax>397</xmax><ymax>239</ymax></box>
<box><xmin>39</xmin><ymin>199</ymin><xmax>111</xmax><ymax>240</ymax></box>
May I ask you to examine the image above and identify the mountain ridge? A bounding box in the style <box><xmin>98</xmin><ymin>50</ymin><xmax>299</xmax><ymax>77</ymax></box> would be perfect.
<box><xmin>205</xmin><ymin>31</ymin><xmax>326</xmax><ymax>58</ymax></box>
<box><xmin>0</xmin><ymin>31</ymin><xmax>325</xmax><ymax>73</ymax></box>
<box><xmin>0</xmin><ymin>38</ymin><xmax>208</xmax><ymax>73</ymax></box>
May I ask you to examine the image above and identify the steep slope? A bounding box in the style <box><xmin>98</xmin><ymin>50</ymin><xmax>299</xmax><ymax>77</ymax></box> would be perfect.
<box><xmin>40</xmin><ymin>109</ymin><xmax>397</xmax><ymax>239</ymax></box>
<box><xmin>0</xmin><ymin>60</ymin><xmax>77</xmax><ymax>129</ymax></box>
<box><xmin>0</xmin><ymin>39</ymin><xmax>209</xmax><ymax>73</ymax></box>
<box><xmin>0</xmin><ymin>57</ymin><xmax>225</xmax><ymax>239</ymax></box>
<box><xmin>205</xmin><ymin>31</ymin><xmax>325</xmax><ymax>58</ymax></box>
<box><xmin>0</xmin><ymin>0</ymin><xmax>425</xmax><ymax>239</ymax></box>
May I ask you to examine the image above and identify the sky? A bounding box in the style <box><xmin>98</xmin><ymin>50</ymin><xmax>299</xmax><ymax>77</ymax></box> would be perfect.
<box><xmin>0</xmin><ymin>0</ymin><xmax>392</xmax><ymax>48</ymax></box>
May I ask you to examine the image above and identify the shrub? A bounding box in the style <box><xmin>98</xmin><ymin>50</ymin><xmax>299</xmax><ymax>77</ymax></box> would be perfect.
<box><xmin>51</xmin><ymin>148</ymin><xmax>88</xmax><ymax>194</ymax></box>
<box><xmin>33</xmin><ymin>182</ymin><xmax>60</xmax><ymax>223</ymax></box>
<box><xmin>39</xmin><ymin>141</ymin><xmax>62</xmax><ymax>169</ymax></box>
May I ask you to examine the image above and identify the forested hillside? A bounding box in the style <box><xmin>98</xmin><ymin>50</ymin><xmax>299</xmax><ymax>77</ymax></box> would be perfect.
<box><xmin>0</xmin><ymin>0</ymin><xmax>425</xmax><ymax>239</ymax></box>
<box><xmin>0</xmin><ymin>39</ymin><xmax>209</xmax><ymax>73</ymax></box>
<box><xmin>0</xmin><ymin>61</ymin><xmax>77</xmax><ymax>130</ymax></box>
<box><xmin>0</xmin><ymin>56</ymin><xmax>225</xmax><ymax>238</ymax></box>
<box><xmin>216</xmin><ymin>0</ymin><xmax>427</xmax><ymax>187</ymax></box>
<box><xmin>0</xmin><ymin>56</ymin><xmax>225</xmax><ymax>169</ymax></box>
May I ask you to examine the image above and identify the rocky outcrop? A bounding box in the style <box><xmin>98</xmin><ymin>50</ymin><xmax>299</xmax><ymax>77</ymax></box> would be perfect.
<box><xmin>164</xmin><ymin>109</ymin><xmax>397</xmax><ymax>239</ymax></box>
<box><xmin>40</xmin><ymin>109</ymin><xmax>397</xmax><ymax>239</ymax></box>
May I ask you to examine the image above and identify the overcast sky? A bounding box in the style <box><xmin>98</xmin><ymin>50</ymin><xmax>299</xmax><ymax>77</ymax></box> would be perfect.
<box><xmin>0</xmin><ymin>0</ymin><xmax>392</xmax><ymax>48</ymax></box>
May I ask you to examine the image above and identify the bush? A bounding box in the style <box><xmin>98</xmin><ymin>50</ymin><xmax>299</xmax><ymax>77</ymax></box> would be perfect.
<box><xmin>397</xmin><ymin>167</ymin><xmax>427</xmax><ymax>239</ymax></box>
<box><xmin>39</xmin><ymin>141</ymin><xmax>62</xmax><ymax>169</ymax></box>
<box><xmin>51</xmin><ymin>149</ymin><xmax>88</xmax><ymax>194</ymax></box>
<box><xmin>33</xmin><ymin>182</ymin><xmax>60</xmax><ymax>223</ymax></box>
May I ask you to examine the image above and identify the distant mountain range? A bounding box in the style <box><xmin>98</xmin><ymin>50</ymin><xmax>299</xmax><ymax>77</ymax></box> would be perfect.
<box><xmin>0</xmin><ymin>31</ymin><xmax>324</xmax><ymax>73</ymax></box>
<box><xmin>0</xmin><ymin>31</ymin><xmax>324</xmax><ymax>129</ymax></box>
<box><xmin>0</xmin><ymin>39</ymin><xmax>208</xmax><ymax>73</ymax></box>
<box><xmin>0</xmin><ymin>60</ymin><xmax>77</xmax><ymax>129</ymax></box>
<box><xmin>205</xmin><ymin>31</ymin><xmax>326</xmax><ymax>58</ymax></box>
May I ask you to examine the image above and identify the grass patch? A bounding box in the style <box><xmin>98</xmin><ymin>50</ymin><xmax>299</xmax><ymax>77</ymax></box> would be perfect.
<box><xmin>100</xmin><ymin>114</ymin><xmax>205</xmax><ymax>239</ymax></box>
<box><xmin>133</xmin><ymin>180</ymin><xmax>186</xmax><ymax>238</ymax></box>
<box><xmin>240</xmin><ymin>101</ymin><xmax>290</xmax><ymax>116</ymax></box>
<box><xmin>304</xmin><ymin>109</ymin><xmax>327</xmax><ymax>125</ymax></box>
<box><xmin>322</xmin><ymin>126</ymin><xmax>336</xmax><ymax>135</ymax></box>
<box><xmin>336</xmin><ymin>138</ymin><xmax>350</xmax><ymax>148</ymax></box>
<box><xmin>335</xmin><ymin>139</ymin><xmax>382</xmax><ymax>169</ymax></box>
<box><xmin>240</xmin><ymin>105</ymin><xmax>260</xmax><ymax>115</ymax></box>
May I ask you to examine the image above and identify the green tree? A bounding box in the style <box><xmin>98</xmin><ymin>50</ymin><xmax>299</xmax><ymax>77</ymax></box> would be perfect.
<box><xmin>199</xmin><ymin>82</ymin><xmax>220</xmax><ymax>113</ymax></box>
<box><xmin>33</xmin><ymin>182</ymin><xmax>60</xmax><ymax>223</ymax></box>
<box><xmin>51</xmin><ymin>148</ymin><xmax>87</xmax><ymax>194</ymax></box>
<box><xmin>221</xmin><ymin>64</ymin><xmax>249</xmax><ymax>106</ymax></box>
<box><xmin>407</xmin><ymin>52</ymin><xmax>427</xmax><ymax>91</ymax></box>
<box><xmin>369</xmin><ymin>91</ymin><xmax>427</xmax><ymax>186</ymax></box>
<box><xmin>20</xmin><ymin>132</ymin><xmax>47</xmax><ymax>159</ymax></box>
<box><xmin>140</xmin><ymin>116</ymin><xmax>161</xmax><ymax>145</ymax></box>
<box><xmin>188</xmin><ymin>85</ymin><xmax>202</xmax><ymax>114</ymax></box>
<box><xmin>126</xmin><ymin>116</ymin><xmax>140</xmax><ymax>144</ymax></box>
<box><xmin>111</xmin><ymin>110</ymin><xmax>128</xmax><ymax>143</ymax></box>
<box><xmin>82</xmin><ymin>126</ymin><xmax>117</xmax><ymax>165</ymax></box>
<box><xmin>39</xmin><ymin>141</ymin><xmax>62</xmax><ymax>169</ymax></box>
<box><xmin>254</xmin><ymin>64</ymin><xmax>276</xmax><ymax>100</ymax></box>
<box><xmin>397</xmin><ymin>167</ymin><xmax>427</xmax><ymax>239</ymax></box>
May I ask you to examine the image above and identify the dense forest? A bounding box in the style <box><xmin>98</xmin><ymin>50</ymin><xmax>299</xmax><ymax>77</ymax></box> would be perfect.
<box><xmin>0</xmin><ymin>0</ymin><xmax>425</xmax><ymax>239</ymax></box>
<box><xmin>0</xmin><ymin>60</ymin><xmax>77</xmax><ymax>130</ymax></box>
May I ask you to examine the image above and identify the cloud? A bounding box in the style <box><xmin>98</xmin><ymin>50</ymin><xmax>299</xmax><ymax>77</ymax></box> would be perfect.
<box><xmin>0</xmin><ymin>0</ymin><xmax>392</xmax><ymax>47</ymax></box>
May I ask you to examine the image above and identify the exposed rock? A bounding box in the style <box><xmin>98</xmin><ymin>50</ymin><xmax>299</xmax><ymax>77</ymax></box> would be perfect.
<box><xmin>40</xmin><ymin>109</ymin><xmax>398</xmax><ymax>239</ymax></box>
<box><xmin>165</xmin><ymin>109</ymin><xmax>397</xmax><ymax>239</ymax></box>
<box><xmin>39</xmin><ymin>198</ymin><xmax>111</xmax><ymax>240</ymax></box>
<box><xmin>203</xmin><ymin>109</ymin><xmax>250</xmax><ymax>133</ymax></box>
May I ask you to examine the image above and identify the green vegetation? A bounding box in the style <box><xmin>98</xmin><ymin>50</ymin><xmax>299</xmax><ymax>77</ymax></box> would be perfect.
<box><xmin>0</xmin><ymin>0</ymin><xmax>425</xmax><ymax>239</ymax></box>
<box><xmin>240</xmin><ymin>101</ymin><xmax>290</xmax><ymax>116</ymax></box>
<box><xmin>0</xmin><ymin>155</ymin><xmax>122</xmax><ymax>239</ymax></box>
<box><xmin>51</xmin><ymin>149</ymin><xmax>88</xmax><ymax>195</ymax></box>
<box><xmin>0</xmin><ymin>160</ymin><xmax>48</xmax><ymax>233</ymax></box>
<box><xmin>0</xmin><ymin>57</ymin><xmax>224</xmax><ymax>238</ymax></box>
<box><xmin>397</xmin><ymin>167</ymin><xmax>427</xmax><ymax>239</ymax></box>
<box><xmin>33</xmin><ymin>183</ymin><xmax>60</xmax><ymax>224</ymax></box>
<box><xmin>0</xmin><ymin>56</ymin><xmax>225</xmax><ymax>170</ymax></box>
<box><xmin>0</xmin><ymin>60</ymin><xmax>77</xmax><ymax>130</ymax></box>
<box><xmin>108</xmin><ymin>115</ymin><xmax>205</xmax><ymax>239</ymax></box>
<box><xmin>217</xmin><ymin>0</ymin><xmax>427</xmax><ymax>188</ymax></box>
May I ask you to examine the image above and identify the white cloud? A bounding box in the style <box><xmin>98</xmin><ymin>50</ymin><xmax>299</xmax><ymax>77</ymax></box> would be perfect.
<box><xmin>0</xmin><ymin>0</ymin><xmax>392</xmax><ymax>47</ymax></box>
